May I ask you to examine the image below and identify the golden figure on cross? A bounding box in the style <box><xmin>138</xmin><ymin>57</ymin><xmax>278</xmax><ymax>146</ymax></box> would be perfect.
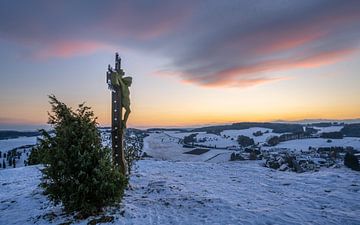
<box><xmin>110</xmin><ymin>69</ymin><xmax>132</xmax><ymax>129</ymax></box>
<box><xmin>107</xmin><ymin>53</ymin><xmax>132</xmax><ymax>130</ymax></box>
<box><xmin>106</xmin><ymin>53</ymin><xmax>132</xmax><ymax>175</ymax></box>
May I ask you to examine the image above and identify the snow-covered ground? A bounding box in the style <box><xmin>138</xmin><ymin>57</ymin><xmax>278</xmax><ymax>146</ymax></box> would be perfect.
<box><xmin>1</xmin><ymin>128</ymin><xmax>360</xmax><ymax>224</ymax></box>
<box><xmin>1</xmin><ymin>160</ymin><xmax>360</xmax><ymax>225</ymax></box>
<box><xmin>222</xmin><ymin>128</ymin><xmax>274</xmax><ymax>144</ymax></box>
<box><xmin>143</xmin><ymin>132</ymin><xmax>231</xmax><ymax>162</ymax></box>
<box><xmin>274</xmin><ymin>137</ymin><xmax>360</xmax><ymax>152</ymax></box>
<box><xmin>312</xmin><ymin>126</ymin><xmax>343</xmax><ymax>133</ymax></box>
<box><xmin>0</xmin><ymin>136</ymin><xmax>37</xmax><ymax>152</ymax></box>
<box><xmin>164</xmin><ymin>127</ymin><xmax>360</xmax><ymax>153</ymax></box>
<box><xmin>0</xmin><ymin>136</ymin><xmax>37</xmax><ymax>170</ymax></box>
<box><xmin>165</xmin><ymin>128</ymin><xmax>275</xmax><ymax>148</ymax></box>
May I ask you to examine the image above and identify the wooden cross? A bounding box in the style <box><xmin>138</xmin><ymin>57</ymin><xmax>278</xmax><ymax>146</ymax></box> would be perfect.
<box><xmin>106</xmin><ymin>53</ymin><xmax>127</xmax><ymax>175</ymax></box>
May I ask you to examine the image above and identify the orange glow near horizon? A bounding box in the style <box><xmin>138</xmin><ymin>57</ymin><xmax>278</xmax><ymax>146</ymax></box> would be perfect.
<box><xmin>98</xmin><ymin>101</ymin><xmax>360</xmax><ymax>128</ymax></box>
<box><xmin>2</xmin><ymin>97</ymin><xmax>360</xmax><ymax>129</ymax></box>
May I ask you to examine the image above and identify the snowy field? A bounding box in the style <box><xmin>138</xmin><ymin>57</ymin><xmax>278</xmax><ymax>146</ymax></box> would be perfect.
<box><xmin>1</xmin><ymin>127</ymin><xmax>360</xmax><ymax>224</ymax></box>
<box><xmin>274</xmin><ymin>137</ymin><xmax>360</xmax><ymax>151</ymax></box>
<box><xmin>0</xmin><ymin>136</ymin><xmax>37</xmax><ymax>169</ymax></box>
<box><xmin>143</xmin><ymin>132</ymin><xmax>231</xmax><ymax>162</ymax></box>
<box><xmin>1</xmin><ymin>160</ymin><xmax>360</xmax><ymax>225</ymax></box>
<box><xmin>312</xmin><ymin>126</ymin><xmax>343</xmax><ymax>133</ymax></box>
<box><xmin>165</xmin><ymin>127</ymin><xmax>277</xmax><ymax>148</ymax></box>
<box><xmin>0</xmin><ymin>136</ymin><xmax>37</xmax><ymax>152</ymax></box>
<box><xmin>164</xmin><ymin>127</ymin><xmax>360</xmax><ymax>152</ymax></box>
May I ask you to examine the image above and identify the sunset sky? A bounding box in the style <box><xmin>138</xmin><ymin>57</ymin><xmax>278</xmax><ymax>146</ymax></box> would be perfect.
<box><xmin>1</xmin><ymin>0</ymin><xmax>360</xmax><ymax>130</ymax></box>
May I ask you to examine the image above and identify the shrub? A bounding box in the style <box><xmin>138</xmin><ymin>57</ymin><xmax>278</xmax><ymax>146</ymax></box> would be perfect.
<box><xmin>28</xmin><ymin>141</ymin><xmax>51</xmax><ymax>165</ymax></box>
<box><xmin>237</xmin><ymin>135</ymin><xmax>254</xmax><ymax>147</ymax></box>
<box><xmin>249</xmin><ymin>151</ymin><xmax>257</xmax><ymax>160</ymax></box>
<box><xmin>124</xmin><ymin>144</ymin><xmax>142</xmax><ymax>175</ymax></box>
<box><xmin>230</xmin><ymin>152</ymin><xmax>235</xmax><ymax>161</ymax></box>
<box><xmin>230</xmin><ymin>152</ymin><xmax>244</xmax><ymax>161</ymax></box>
<box><xmin>40</xmin><ymin>95</ymin><xmax>127</xmax><ymax>217</ymax></box>
<box><xmin>183</xmin><ymin>133</ymin><xmax>198</xmax><ymax>146</ymax></box>
<box><xmin>253</xmin><ymin>131</ymin><xmax>263</xmax><ymax>136</ymax></box>
<box><xmin>344</xmin><ymin>152</ymin><xmax>360</xmax><ymax>171</ymax></box>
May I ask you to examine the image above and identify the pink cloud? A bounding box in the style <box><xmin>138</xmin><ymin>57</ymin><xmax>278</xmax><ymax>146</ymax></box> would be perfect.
<box><xmin>175</xmin><ymin>48</ymin><xmax>356</xmax><ymax>87</ymax></box>
<box><xmin>34</xmin><ymin>40</ymin><xmax>114</xmax><ymax>59</ymax></box>
<box><xmin>255</xmin><ymin>32</ymin><xmax>326</xmax><ymax>55</ymax></box>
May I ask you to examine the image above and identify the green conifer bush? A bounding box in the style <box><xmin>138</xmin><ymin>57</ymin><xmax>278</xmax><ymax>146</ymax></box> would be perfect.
<box><xmin>39</xmin><ymin>95</ymin><xmax>127</xmax><ymax>217</ymax></box>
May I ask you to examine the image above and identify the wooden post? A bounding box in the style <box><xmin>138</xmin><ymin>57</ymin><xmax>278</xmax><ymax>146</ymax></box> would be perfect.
<box><xmin>107</xmin><ymin>53</ymin><xmax>127</xmax><ymax>175</ymax></box>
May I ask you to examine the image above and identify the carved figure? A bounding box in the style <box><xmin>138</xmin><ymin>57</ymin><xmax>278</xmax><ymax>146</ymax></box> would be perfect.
<box><xmin>110</xmin><ymin>71</ymin><xmax>132</xmax><ymax>128</ymax></box>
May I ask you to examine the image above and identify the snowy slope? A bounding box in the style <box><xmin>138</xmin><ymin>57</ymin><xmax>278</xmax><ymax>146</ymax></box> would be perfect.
<box><xmin>0</xmin><ymin>136</ymin><xmax>37</xmax><ymax>152</ymax></box>
<box><xmin>164</xmin><ymin>128</ymin><xmax>360</xmax><ymax>152</ymax></box>
<box><xmin>165</xmin><ymin>128</ymin><xmax>275</xmax><ymax>147</ymax></box>
<box><xmin>143</xmin><ymin>132</ymin><xmax>230</xmax><ymax>162</ymax></box>
<box><xmin>0</xmin><ymin>136</ymin><xmax>37</xmax><ymax>170</ymax></box>
<box><xmin>1</xmin><ymin>129</ymin><xmax>360</xmax><ymax>224</ymax></box>
<box><xmin>0</xmin><ymin>166</ymin><xmax>51</xmax><ymax>225</ymax></box>
<box><xmin>273</xmin><ymin>137</ymin><xmax>360</xmax><ymax>151</ymax></box>
<box><xmin>1</xmin><ymin>160</ymin><xmax>360</xmax><ymax>225</ymax></box>
<box><xmin>222</xmin><ymin>128</ymin><xmax>274</xmax><ymax>144</ymax></box>
<box><xmin>312</xmin><ymin>126</ymin><xmax>343</xmax><ymax>133</ymax></box>
<box><xmin>144</xmin><ymin>130</ymin><xmax>360</xmax><ymax>163</ymax></box>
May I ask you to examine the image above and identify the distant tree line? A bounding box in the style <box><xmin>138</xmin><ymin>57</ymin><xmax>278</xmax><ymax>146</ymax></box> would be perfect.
<box><xmin>341</xmin><ymin>124</ymin><xmax>360</xmax><ymax>137</ymax></box>
<box><xmin>307</xmin><ymin>122</ymin><xmax>343</xmax><ymax>127</ymax></box>
<box><xmin>175</xmin><ymin>122</ymin><xmax>360</xmax><ymax>139</ymax></box>
<box><xmin>192</xmin><ymin>122</ymin><xmax>304</xmax><ymax>135</ymax></box>
<box><xmin>0</xmin><ymin>131</ymin><xmax>42</xmax><ymax>140</ymax></box>
<box><xmin>320</xmin><ymin>132</ymin><xmax>343</xmax><ymax>139</ymax></box>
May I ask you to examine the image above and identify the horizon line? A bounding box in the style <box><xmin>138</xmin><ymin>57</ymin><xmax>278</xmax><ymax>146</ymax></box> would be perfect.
<box><xmin>1</xmin><ymin>117</ymin><xmax>360</xmax><ymax>131</ymax></box>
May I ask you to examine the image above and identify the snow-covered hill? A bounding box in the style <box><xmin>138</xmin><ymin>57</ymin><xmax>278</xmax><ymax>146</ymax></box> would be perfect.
<box><xmin>1</xmin><ymin>127</ymin><xmax>360</xmax><ymax>224</ymax></box>
<box><xmin>143</xmin><ymin>129</ymin><xmax>360</xmax><ymax>164</ymax></box>
<box><xmin>0</xmin><ymin>136</ymin><xmax>37</xmax><ymax>152</ymax></box>
<box><xmin>163</xmin><ymin>126</ymin><xmax>360</xmax><ymax>152</ymax></box>
<box><xmin>0</xmin><ymin>136</ymin><xmax>37</xmax><ymax>169</ymax></box>
<box><xmin>1</xmin><ymin>160</ymin><xmax>360</xmax><ymax>225</ymax></box>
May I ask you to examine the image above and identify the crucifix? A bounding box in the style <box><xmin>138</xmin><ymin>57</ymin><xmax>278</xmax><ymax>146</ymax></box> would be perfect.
<box><xmin>106</xmin><ymin>53</ymin><xmax>132</xmax><ymax>175</ymax></box>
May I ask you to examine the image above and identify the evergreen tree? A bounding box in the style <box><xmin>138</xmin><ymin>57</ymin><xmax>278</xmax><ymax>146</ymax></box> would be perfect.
<box><xmin>267</xmin><ymin>136</ymin><xmax>280</xmax><ymax>146</ymax></box>
<box><xmin>230</xmin><ymin>152</ymin><xmax>236</xmax><ymax>161</ymax></box>
<box><xmin>237</xmin><ymin>135</ymin><xmax>255</xmax><ymax>147</ymax></box>
<box><xmin>344</xmin><ymin>152</ymin><xmax>360</xmax><ymax>171</ymax></box>
<box><xmin>183</xmin><ymin>133</ymin><xmax>198</xmax><ymax>146</ymax></box>
<box><xmin>124</xmin><ymin>144</ymin><xmax>142</xmax><ymax>174</ymax></box>
<box><xmin>28</xmin><ymin>145</ymin><xmax>49</xmax><ymax>165</ymax></box>
<box><xmin>39</xmin><ymin>95</ymin><xmax>127</xmax><ymax>217</ymax></box>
